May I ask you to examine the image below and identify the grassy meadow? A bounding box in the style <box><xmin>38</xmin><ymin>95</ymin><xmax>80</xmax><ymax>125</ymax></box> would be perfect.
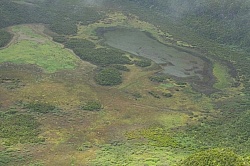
<box><xmin>0</xmin><ymin>25</ymin><xmax>80</xmax><ymax>73</ymax></box>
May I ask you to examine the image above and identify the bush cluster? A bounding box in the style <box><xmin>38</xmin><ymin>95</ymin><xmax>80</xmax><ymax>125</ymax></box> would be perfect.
<box><xmin>81</xmin><ymin>101</ymin><xmax>102</xmax><ymax>111</ymax></box>
<box><xmin>95</xmin><ymin>68</ymin><xmax>122</xmax><ymax>86</ymax></box>
<box><xmin>181</xmin><ymin>148</ymin><xmax>247</xmax><ymax>166</ymax></box>
<box><xmin>24</xmin><ymin>102</ymin><xmax>58</xmax><ymax>114</ymax></box>
<box><xmin>0</xmin><ymin>112</ymin><xmax>43</xmax><ymax>145</ymax></box>
<box><xmin>0</xmin><ymin>30</ymin><xmax>12</xmax><ymax>48</ymax></box>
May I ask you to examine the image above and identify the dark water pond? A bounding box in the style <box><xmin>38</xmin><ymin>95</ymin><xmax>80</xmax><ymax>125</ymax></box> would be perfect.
<box><xmin>102</xmin><ymin>28</ymin><xmax>205</xmax><ymax>78</ymax></box>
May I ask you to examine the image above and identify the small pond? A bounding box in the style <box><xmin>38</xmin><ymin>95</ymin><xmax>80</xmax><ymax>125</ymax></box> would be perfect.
<box><xmin>101</xmin><ymin>28</ymin><xmax>206</xmax><ymax>78</ymax></box>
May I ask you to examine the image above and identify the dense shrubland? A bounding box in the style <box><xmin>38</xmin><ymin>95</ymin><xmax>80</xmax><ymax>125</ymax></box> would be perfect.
<box><xmin>0</xmin><ymin>30</ymin><xmax>12</xmax><ymax>48</ymax></box>
<box><xmin>0</xmin><ymin>0</ymin><xmax>103</xmax><ymax>35</ymax></box>
<box><xmin>134</xmin><ymin>59</ymin><xmax>151</xmax><ymax>67</ymax></box>
<box><xmin>180</xmin><ymin>148</ymin><xmax>247</xmax><ymax>166</ymax></box>
<box><xmin>95</xmin><ymin>67</ymin><xmax>122</xmax><ymax>86</ymax></box>
<box><xmin>0</xmin><ymin>112</ymin><xmax>43</xmax><ymax>145</ymax></box>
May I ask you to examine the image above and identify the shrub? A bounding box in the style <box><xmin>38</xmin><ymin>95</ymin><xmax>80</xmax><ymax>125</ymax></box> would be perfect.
<box><xmin>74</xmin><ymin>48</ymin><xmax>131</xmax><ymax>66</ymax></box>
<box><xmin>0</xmin><ymin>30</ymin><xmax>12</xmax><ymax>48</ymax></box>
<box><xmin>52</xmin><ymin>35</ymin><xmax>67</xmax><ymax>43</ymax></box>
<box><xmin>162</xmin><ymin>92</ymin><xmax>173</xmax><ymax>98</ymax></box>
<box><xmin>64</xmin><ymin>38</ymin><xmax>95</xmax><ymax>49</ymax></box>
<box><xmin>180</xmin><ymin>148</ymin><xmax>247</xmax><ymax>166</ymax></box>
<box><xmin>149</xmin><ymin>75</ymin><xmax>167</xmax><ymax>83</ymax></box>
<box><xmin>110</xmin><ymin>64</ymin><xmax>130</xmax><ymax>71</ymax></box>
<box><xmin>148</xmin><ymin>91</ymin><xmax>160</xmax><ymax>98</ymax></box>
<box><xmin>81</xmin><ymin>101</ymin><xmax>102</xmax><ymax>111</ymax></box>
<box><xmin>95</xmin><ymin>68</ymin><xmax>122</xmax><ymax>86</ymax></box>
<box><xmin>0</xmin><ymin>113</ymin><xmax>44</xmax><ymax>145</ymax></box>
<box><xmin>24</xmin><ymin>102</ymin><xmax>58</xmax><ymax>114</ymax></box>
<box><xmin>134</xmin><ymin>59</ymin><xmax>151</xmax><ymax>67</ymax></box>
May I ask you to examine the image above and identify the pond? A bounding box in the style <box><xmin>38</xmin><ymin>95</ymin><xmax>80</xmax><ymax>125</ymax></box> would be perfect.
<box><xmin>101</xmin><ymin>28</ymin><xmax>206</xmax><ymax>78</ymax></box>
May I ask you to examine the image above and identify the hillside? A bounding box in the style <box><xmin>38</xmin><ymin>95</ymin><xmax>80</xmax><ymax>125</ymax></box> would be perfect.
<box><xmin>0</xmin><ymin>0</ymin><xmax>250</xmax><ymax>165</ymax></box>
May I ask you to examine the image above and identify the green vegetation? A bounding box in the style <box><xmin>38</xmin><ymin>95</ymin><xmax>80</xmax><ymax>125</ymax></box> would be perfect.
<box><xmin>0</xmin><ymin>150</ymin><xmax>26</xmax><ymax>166</ymax></box>
<box><xmin>0</xmin><ymin>0</ymin><xmax>103</xmax><ymax>34</ymax></box>
<box><xmin>149</xmin><ymin>75</ymin><xmax>167</xmax><ymax>83</ymax></box>
<box><xmin>183</xmin><ymin>110</ymin><xmax>250</xmax><ymax>153</ymax></box>
<box><xmin>0</xmin><ymin>30</ymin><xmax>12</xmax><ymax>48</ymax></box>
<box><xmin>134</xmin><ymin>59</ymin><xmax>151</xmax><ymax>67</ymax></box>
<box><xmin>1</xmin><ymin>0</ymin><xmax>250</xmax><ymax>165</ymax></box>
<box><xmin>80</xmin><ymin>101</ymin><xmax>102</xmax><ymax>111</ymax></box>
<box><xmin>132</xmin><ymin>92</ymin><xmax>142</xmax><ymax>99</ymax></box>
<box><xmin>24</xmin><ymin>102</ymin><xmax>58</xmax><ymax>114</ymax></box>
<box><xmin>213</xmin><ymin>63</ymin><xmax>232</xmax><ymax>89</ymax></box>
<box><xmin>110</xmin><ymin>64</ymin><xmax>130</xmax><ymax>71</ymax></box>
<box><xmin>0</xmin><ymin>25</ymin><xmax>79</xmax><ymax>73</ymax></box>
<box><xmin>126</xmin><ymin>128</ymin><xmax>178</xmax><ymax>148</ymax></box>
<box><xmin>52</xmin><ymin>35</ymin><xmax>67</xmax><ymax>44</ymax></box>
<box><xmin>95</xmin><ymin>68</ymin><xmax>122</xmax><ymax>86</ymax></box>
<box><xmin>148</xmin><ymin>91</ymin><xmax>160</xmax><ymax>98</ymax></box>
<box><xmin>77</xmin><ymin>142</ymin><xmax>93</xmax><ymax>151</ymax></box>
<box><xmin>0</xmin><ymin>112</ymin><xmax>43</xmax><ymax>145</ymax></box>
<box><xmin>162</xmin><ymin>92</ymin><xmax>173</xmax><ymax>98</ymax></box>
<box><xmin>61</xmin><ymin>38</ymin><xmax>132</xmax><ymax>67</ymax></box>
<box><xmin>74</xmin><ymin>48</ymin><xmax>131</xmax><ymax>66</ymax></box>
<box><xmin>64</xmin><ymin>38</ymin><xmax>95</xmax><ymax>49</ymax></box>
<box><xmin>180</xmin><ymin>148</ymin><xmax>248</xmax><ymax>166</ymax></box>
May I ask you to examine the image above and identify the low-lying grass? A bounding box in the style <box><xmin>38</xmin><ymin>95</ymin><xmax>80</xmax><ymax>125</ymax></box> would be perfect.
<box><xmin>213</xmin><ymin>63</ymin><xmax>232</xmax><ymax>89</ymax></box>
<box><xmin>0</xmin><ymin>25</ymin><xmax>79</xmax><ymax>73</ymax></box>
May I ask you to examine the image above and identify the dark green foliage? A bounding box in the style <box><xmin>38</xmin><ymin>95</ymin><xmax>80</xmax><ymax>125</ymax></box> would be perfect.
<box><xmin>180</xmin><ymin>148</ymin><xmax>247</xmax><ymax>166</ymax></box>
<box><xmin>0</xmin><ymin>0</ymin><xmax>103</xmax><ymax>35</ymax></box>
<box><xmin>95</xmin><ymin>68</ymin><xmax>122</xmax><ymax>86</ymax></box>
<box><xmin>176</xmin><ymin>82</ymin><xmax>187</xmax><ymax>86</ymax></box>
<box><xmin>52</xmin><ymin>35</ymin><xmax>67</xmax><ymax>44</ymax></box>
<box><xmin>0</xmin><ymin>30</ymin><xmax>12</xmax><ymax>48</ymax></box>
<box><xmin>74</xmin><ymin>48</ymin><xmax>131</xmax><ymax>66</ymax></box>
<box><xmin>0</xmin><ymin>150</ymin><xmax>26</xmax><ymax>166</ymax></box>
<box><xmin>181</xmin><ymin>0</ymin><xmax>250</xmax><ymax>48</ymax></box>
<box><xmin>0</xmin><ymin>151</ymin><xmax>11</xmax><ymax>165</ymax></box>
<box><xmin>63</xmin><ymin>39</ymin><xmax>131</xmax><ymax>66</ymax></box>
<box><xmin>24</xmin><ymin>103</ymin><xmax>58</xmax><ymax>114</ymax></box>
<box><xmin>183</xmin><ymin>110</ymin><xmax>250</xmax><ymax>153</ymax></box>
<box><xmin>162</xmin><ymin>92</ymin><xmax>173</xmax><ymax>98</ymax></box>
<box><xmin>0</xmin><ymin>113</ymin><xmax>43</xmax><ymax>145</ymax></box>
<box><xmin>64</xmin><ymin>38</ymin><xmax>96</xmax><ymax>49</ymax></box>
<box><xmin>134</xmin><ymin>59</ymin><xmax>151</xmax><ymax>67</ymax></box>
<box><xmin>148</xmin><ymin>91</ymin><xmax>160</xmax><ymax>98</ymax></box>
<box><xmin>49</xmin><ymin>21</ymin><xmax>77</xmax><ymax>35</ymax></box>
<box><xmin>81</xmin><ymin>101</ymin><xmax>102</xmax><ymax>111</ymax></box>
<box><xmin>110</xmin><ymin>64</ymin><xmax>130</xmax><ymax>71</ymax></box>
<box><xmin>149</xmin><ymin>75</ymin><xmax>167</xmax><ymax>83</ymax></box>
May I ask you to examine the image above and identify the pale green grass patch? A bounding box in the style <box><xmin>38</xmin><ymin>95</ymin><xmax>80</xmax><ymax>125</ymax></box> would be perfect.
<box><xmin>0</xmin><ymin>25</ymin><xmax>79</xmax><ymax>73</ymax></box>
<box><xmin>213</xmin><ymin>63</ymin><xmax>232</xmax><ymax>89</ymax></box>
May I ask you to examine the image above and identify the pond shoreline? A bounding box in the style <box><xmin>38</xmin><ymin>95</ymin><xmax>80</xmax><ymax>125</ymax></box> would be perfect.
<box><xmin>96</xmin><ymin>26</ymin><xmax>217</xmax><ymax>94</ymax></box>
